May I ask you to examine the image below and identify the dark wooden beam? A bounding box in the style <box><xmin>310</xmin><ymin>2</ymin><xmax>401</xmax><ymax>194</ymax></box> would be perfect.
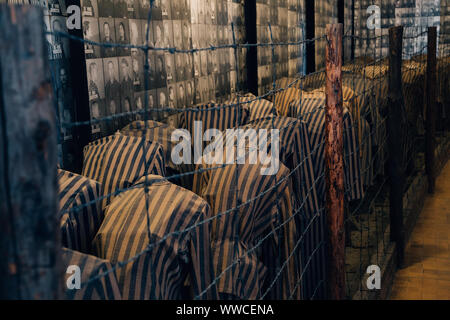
<box><xmin>325</xmin><ymin>23</ymin><xmax>345</xmax><ymax>300</ymax></box>
<box><xmin>426</xmin><ymin>27</ymin><xmax>437</xmax><ymax>194</ymax></box>
<box><xmin>0</xmin><ymin>4</ymin><xmax>62</xmax><ymax>299</ymax></box>
<box><xmin>306</xmin><ymin>0</ymin><xmax>316</xmax><ymax>74</ymax></box>
<box><xmin>387</xmin><ymin>26</ymin><xmax>405</xmax><ymax>268</ymax></box>
<box><xmin>244</xmin><ymin>0</ymin><xmax>258</xmax><ymax>95</ymax></box>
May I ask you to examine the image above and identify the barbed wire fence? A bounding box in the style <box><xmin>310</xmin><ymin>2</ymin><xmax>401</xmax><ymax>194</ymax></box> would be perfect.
<box><xmin>0</xmin><ymin>1</ymin><xmax>449</xmax><ymax>300</ymax></box>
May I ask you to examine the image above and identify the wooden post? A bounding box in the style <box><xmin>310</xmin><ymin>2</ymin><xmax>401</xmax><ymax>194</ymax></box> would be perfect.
<box><xmin>0</xmin><ymin>5</ymin><xmax>62</xmax><ymax>299</ymax></box>
<box><xmin>325</xmin><ymin>23</ymin><xmax>345</xmax><ymax>300</ymax></box>
<box><xmin>426</xmin><ymin>27</ymin><xmax>437</xmax><ymax>194</ymax></box>
<box><xmin>387</xmin><ymin>26</ymin><xmax>405</xmax><ymax>267</ymax></box>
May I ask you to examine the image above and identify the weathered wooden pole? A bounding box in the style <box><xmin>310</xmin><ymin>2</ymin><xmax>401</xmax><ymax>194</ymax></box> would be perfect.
<box><xmin>426</xmin><ymin>27</ymin><xmax>437</xmax><ymax>194</ymax></box>
<box><xmin>325</xmin><ymin>23</ymin><xmax>346</xmax><ymax>300</ymax></box>
<box><xmin>387</xmin><ymin>26</ymin><xmax>405</xmax><ymax>267</ymax></box>
<box><xmin>0</xmin><ymin>5</ymin><xmax>62</xmax><ymax>299</ymax></box>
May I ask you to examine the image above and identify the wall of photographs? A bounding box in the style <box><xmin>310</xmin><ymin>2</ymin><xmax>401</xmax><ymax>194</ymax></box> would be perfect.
<box><xmin>315</xmin><ymin>1</ymin><xmax>339</xmax><ymax>70</ymax></box>
<box><xmin>354</xmin><ymin>0</ymin><xmax>445</xmax><ymax>59</ymax></box>
<box><xmin>1</xmin><ymin>0</ymin><xmax>78</xmax><ymax>170</ymax></box>
<box><xmin>344</xmin><ymin>0</ymin><xmax>353</xmax><ymax>62</ymax></box>
<box><xmin>256</xmin><ymin>0</ymin><xmax>305</xmax><ymax>95</ymax></box>
<box><xmin>81</xmin><ymin>0</ymin><xmax>246</xmax><ymax>138</ymax></box>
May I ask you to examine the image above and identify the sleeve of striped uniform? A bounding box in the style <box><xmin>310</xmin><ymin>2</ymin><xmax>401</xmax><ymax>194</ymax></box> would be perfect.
<box><xmin>62</xmin><ymin>248</ymin><xmax>121</xmax><ymax>300</ymax></box>
<box><xmin>82</xmin><ymin>132</ymin><xmax>166</xmax><ymax>210</ymax></box>
<box><xmin>92</xmin><ymin>175</ymin><xmax>219</xmax><ymax>300</ymax></box>
<box><xmin>58</xmin><ymin>169</ymin><xmax>103</xmax><ymax>253</ymax></box>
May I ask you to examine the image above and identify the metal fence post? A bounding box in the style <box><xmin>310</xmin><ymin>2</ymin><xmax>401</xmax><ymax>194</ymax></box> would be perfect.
<box><xmin>0</xmin><ymin>5</ymin><xmax>62</xmax><ymax>299</ymax></box>
<box><xmin>426</xmin><ymin>27</ymin><xmax>437</xmax><ymax>194</ymax></box>
<box><xmin>325</xmin><ymin>23</ymin><xmax>346</xmax><ymax>300</ymax></box>
<box><xmin>387</xmin><ymin>26</ymin><xmax>405</xmax><ymax>268</ymax></box>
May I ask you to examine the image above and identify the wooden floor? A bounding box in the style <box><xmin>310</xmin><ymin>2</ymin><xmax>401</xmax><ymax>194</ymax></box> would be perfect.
<box><xmin>390</xmin><ymin>161</ymin><xmax>450</xmax><ymax>300</ymax></box>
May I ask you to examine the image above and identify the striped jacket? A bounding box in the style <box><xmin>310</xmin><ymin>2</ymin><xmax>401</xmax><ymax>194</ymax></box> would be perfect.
<box><xmin>62</xmin><ymin>248</ymin><xmax>121</xmax><ymax>300</ymax></box>
<box><xmin>179</xmin><ymin>102</ymin><xmax>250</xmax><ymax>146</ymax></box>
<box><xmin>193</xmin><ymin>156</ymin><xmax>300</xmax><ymax>300</ymax></box>
<box><xmin>120</xmin><ymin>120</ymin><xmax>195</xmax><ymax>189</ymax></box>
<box><xmin>241</xmin><ymin>117</ymin><xmax>326</xmax><ymax>300</ymax></box>
<box><xmin>82</xmin><ymin>133</ymin><xmax>166</xmax><ymax>210</ymax></box>
<box><xmin>273</xmin><ymin>86</ymin><xmax>303</xmax><ymax>117</ymax></box>
<box><xmin>288</xmin><ymin>97</ymin><xmax>365</xmax><ymax>202</ymax></box>
<box><xmin>92</xmin><ymin>175</ymin><xmax>219</xmax><ymax>300</ymax></box>
<box><xmin>226</xmin><ymin>93</ymin><xmax>279</xmax><ymax>122</ymax></box>
<box><xmin>242</xmin><ymin>117</ymin><xmax>320</xmax><ymax>218</ymax></box>
<box><xmin>192</xmin><ymin>116</ymin><xmax>323</xmax><ymax>299</ymax></box>
<box><xmin>58</xmin><ymin>169</ymin><xmax>103</xmax><ymax>253</ymax></box>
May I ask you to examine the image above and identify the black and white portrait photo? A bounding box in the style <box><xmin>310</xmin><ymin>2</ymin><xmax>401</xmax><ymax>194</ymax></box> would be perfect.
<box><xmin>86</xmin><ymin>58</ymin><xmax>105</xmax><ymax>102</ymax></box>
<box><xmin>155</xmin><ymin>54</ymin><xmax>166</xmax><ymax>88</ymax></box>
<box><xmin>163</xmin><ymin>20</ymin><xmax>174</xmax><ymax>48</ymax></box>
<box><xmin>157</xmin><ymin>88</ymin><xmax>168</xmax><ymax>109</ymax></box>
<box><xmin>167</xmin><ymin>84</ymin><xmax>177</xmax><ymax>109</ymax></box>
<box><xmin>49</xmin><ymin>16</ymin><xmax>70</xmax><ymax>60</ymax></box>
<box><xmin>182</xmin><ymin>21</ymin><xmax>192</xmax><ymax>50</ymax></box>
<box><xmin>173</xmin><ymin>20</ymin><xmax>182</xmax><ymax>49</ymax></box>
<box><xmin>99</xmin><ymin>18</ymin><xmax>116</xmax><ymax>57</ymax></box>
<box><xmin>115</xmin><ymin>19</ymin><xmax>130</xmax><ymax>56</ymax></box>
<box><xmin>48</xmin><ymin>0</ymin><xmax>65</xmax><ymax>15</ymax></box>
<box><xmin>107</xmin><ymin>98</ymin><xmax>121</xmax><ymax>132</ymax></box>
<box><xmin>98</xmin><ymin>0</ymin><xmax>114</xmax><ymax>18</ymax></box>
<box><xmin>81</xmin><ymin>0</ymin><xmax>98</xmax><ymax>18</ymax></box>
<box><xmin>119</xmin><ymin>56</ymin><xmax>134</xmax><ymax>100</ymax></box>
<box><xmin>83</xmin><ymin>18</ymin><xmax>100</xmax><ymax>59</ymax></box>
<box><xmin>176</xmin><ymin>54</ymin><xmax>185</xmax><ymax>81</ymax></box>
<box><xmin>103</xmin><ymin>57</ymin><xmax>121</xmax><ymax>104</ymax></box>
<box><xmin>129</xmin><ymin>19</ymin><xmax>142</xmax><ymax>51</ymax></box>
<box><xmin>161</xmin><ymin>0</ymin><xmax>171</xmax><ymax>20</ymax></box>
<box><xmin>131</xmin><ymin>52</ymin><xmax>144</xmax><ymax>91</ymax></box>
<box><xmin>90</xmin><ymin>100</ymin><xmax>103</xmax><ymax>136</ymax></box>
<box><xmin>153</xmin><ymin>21</ymin><xmax>165</xmax><ymax>48</ymax></box>
<box><xmin>185</xmin><ymin>79</ymin><xmax>194</xmax><ymax>106</ymax></box>
<box><xmin>177</xmin><ymin>82</ymin><xmax>186</xmax><ymax>108</ymax></box>
<box><xmin>165</xmin><ymin>54</ymin><xmax>175</xmax><ymax>84</ymax></box>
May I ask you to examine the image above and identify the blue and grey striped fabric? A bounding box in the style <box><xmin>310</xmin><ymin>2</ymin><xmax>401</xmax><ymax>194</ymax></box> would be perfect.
<box><xmin>58</xmin><ymin>169</ymin><xmax>103</xmax><ymax>253</ymax></box>
<box><xmin>120</xmin><ymin>120</ymin><xmax>195</xmax><ymax>189</ymax></box>
<box><xmin>179</xmin><ymin>102</ymin><xmax>249</xmax><ymax>145</ymax></box>
<box><xmin>226</xmin><ymin>93</ymin><xmax>278</xmax><ymax>122</ymax></box>
<box><xmin>273</xmin><ymin>86</ymin><xmax>304</xmax><ymax>117</ymax></box>
<box><xmin>62</xmin><ymin>248</ymin><xmax>121</xmax><ymax>300</ymax></box>
<box><xmin>242</xmin><ymin>117</ymin><xmax>320</xmax><ymax>218</ymax></box>
<box><xmin>92</xmin><ymin>175</ymin><xmax>219</xmax><ymax>300</ymax></box>
<box><xmin>192</xmin><ymin>116</ymin><xmax>325</xmax><ymax>299</ymax></box>
<box><xmin>193</xmin><ymin>157</ymin><xmax>300</xmax><ymax>300</ymax></box>
<box><xmin>82</xmin><ymin>133</ymin><xmax>166</xmax><ymax>210</ymax></box>
<box><xmin>288</xmin><ymin>97</ymin><xmax>365</xmax><ymax>202</ymax></box>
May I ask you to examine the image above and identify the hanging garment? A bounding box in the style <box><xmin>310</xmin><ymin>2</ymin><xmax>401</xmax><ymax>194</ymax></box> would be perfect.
<box><xmin>92</xmin><ymin>175</ymin><xmax>219</xmax><ymax>300</ymax></box>
<box><xmin>179</xmin><ymin>102</ymin><xmax>250</xmax><ymax>145</ymax></box>
<box><xmin>58</xmin><ymin>169</ymin><xmax>103</xmax><ymax>253</ymax></box>
<box><xmin>62</xmin><ymin>247</ymin><xmax>122</xmax><ymax>300</ymax></box>
<box><xmin>225</xmin><ymin>93</ymin><xmax>279</xmax><ymax>122</ymax></box>
<box><xmin>288</xmin><ymin>97</ymin><xmax>365</xmax><ymax>202</ymax></box>
<box><xmin>193</xmin><ymin>155</ymin><xmax>300</xmax><ymax>300</ymax></box>
<box><xmin>121</xmin><ymin>120</ymin><xmax>195</xmax><ymax>189</ymax></box>
<box><xmin>82</xmin><ymin>133</ymin><xmax>166</xmax><ymax>210</ymax></box>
